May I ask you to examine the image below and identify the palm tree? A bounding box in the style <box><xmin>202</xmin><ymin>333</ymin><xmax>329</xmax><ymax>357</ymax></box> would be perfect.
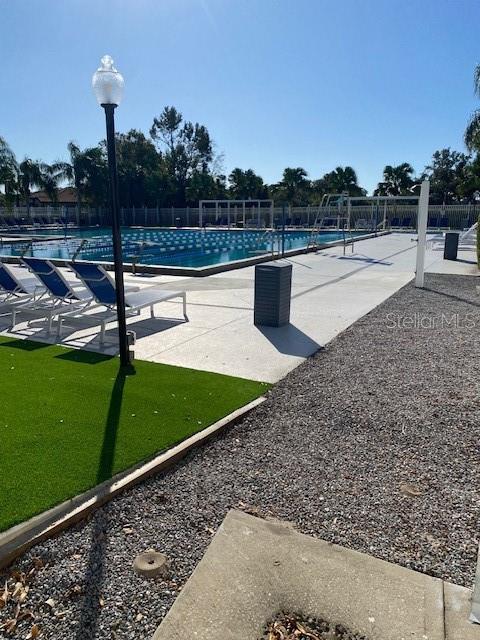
<box><xmin>320</xmin><ymin>166</ymin><xmax>365</xmax><ymax>197</ymax></box>
<box><xmin>271</xmin><ymin>167</ymin><xmax>309</xmax><ymax>204</ymax></box>
<box><xmin>0</xmin><ymin>137</ymin><xmax>18</xmax><ymax>206</ymax></box>
<box><xmin>54</xmin><ymin>142</ymin><xmax>86</xmax><ymax>216</ymax></box>
<box><xmin>41</xmin><ymin>167</ymin><xmax>63</xmax><ymax>205</ymax></box>
<box><xmin>465</xmin><ymin>65</ymin><xmax>480</xmax><ymax>151</ymax></box>
<box><xmin>77</xmin><ymin>147</ymin><xmax>108</xmax><ymax>207</ymax></box>
<box><xmin>228</xmin><ymin>168</ymin><xmax>267</xmax><ymax>199</ymax></box>
<box><xmin>17</xmin><ymin>159</ymin><xmax>48</xmax><ymax>219</ymax></box>
<box><xmin>374</xmin><ymin>163</ymin><xmax>415</xmax><ymax>196</ymax></box>
<box><xmin>57</xmin><ymin>142</ymin><xmax>110</xmax><ymax>211</ymax></box>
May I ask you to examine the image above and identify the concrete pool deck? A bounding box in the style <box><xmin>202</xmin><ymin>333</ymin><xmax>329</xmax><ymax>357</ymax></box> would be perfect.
<box><xmin>0</xmin><ymin>233</ymin><xmax>477</xmax><ymax>382</ymax></box>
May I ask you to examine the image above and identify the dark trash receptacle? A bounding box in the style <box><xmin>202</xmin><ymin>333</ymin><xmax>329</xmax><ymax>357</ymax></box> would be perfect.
<box><xmin>254</xmin><ymin>261</ymin><xmax>292</xmax><ymax>327</ymax></box>
<box><xmin>444</xmin><ymin>232</ymin><xmax>459</xmax><ymax>260</ymax></box>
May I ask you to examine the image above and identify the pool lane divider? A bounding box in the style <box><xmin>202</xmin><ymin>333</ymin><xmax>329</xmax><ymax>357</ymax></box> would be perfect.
<box><xmin>0</xmin><ymin>395</ymin><xmax>266</xmax><ymax>570</ymax></box>
<box><xmin>0</xmin><ymin>231</ymin><xmax>391</xmax><ymax>277</ymax></box>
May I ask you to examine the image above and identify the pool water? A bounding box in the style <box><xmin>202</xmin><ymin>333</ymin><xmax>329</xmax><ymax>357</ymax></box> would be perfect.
<box><xmin>0</xmin><ymin>228</ymin><xmax>367</xmax><ymax>268</ymax></box>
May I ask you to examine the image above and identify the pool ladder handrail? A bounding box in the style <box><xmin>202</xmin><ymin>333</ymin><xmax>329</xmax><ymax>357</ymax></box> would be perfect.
<box><xmin>308</xmin><ymin>192</ymin><xmax>349</xmax><ymax>250</ymax></box>
<box><xmin>131</xmin><ymin>241</ymin><xmax>161</xmax><ymax>274</ymax></box>
<box><xmin>255</xmin><ymin>228</ymin><xmax>280</xmax><ymax>256</ymax></box>
<box><xmin>72</xmin><ymin>239</ymin><xmax>89</xmax><ymax>261</ymax></box>
<box><xmin>20</xmin><ymin>240</ymin><xmax>33</xmax><ymax>259</ymax></box>
<box><xmin>266</xmin><ymin>229</ymin><xmax>277</xmax><ymax>256</ymax></box>
<box><xmin>342</xmin><ymin>225</ymin><xmax>355</xmax><ymax>255</ymax></box>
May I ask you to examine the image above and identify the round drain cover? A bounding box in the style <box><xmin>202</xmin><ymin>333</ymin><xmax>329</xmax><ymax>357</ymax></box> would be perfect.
<box><xmin>133</xmin><ymin>551</ymin><xmax>169</xmax><ymax>578</ymax></box>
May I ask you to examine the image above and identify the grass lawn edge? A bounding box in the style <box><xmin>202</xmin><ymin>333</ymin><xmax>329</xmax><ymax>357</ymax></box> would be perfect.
<box><xmin>0</xmin><ymin>395</ymin><xmax>266</xmax><ymax>571</ymax></box>
<box><xmin>0</xmin><ymin>337</ymin><xmax>269</xmax><ymax>531</ymax></box>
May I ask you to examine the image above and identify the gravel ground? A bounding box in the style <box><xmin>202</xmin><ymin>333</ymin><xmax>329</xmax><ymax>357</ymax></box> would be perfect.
<box><xmin>1</xmin><ymin>273</ymin><xmax>480</xmax><ymax>640</ymax></box>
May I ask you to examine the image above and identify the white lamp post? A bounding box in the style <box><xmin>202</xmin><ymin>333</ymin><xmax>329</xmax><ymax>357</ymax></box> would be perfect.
<box><xmin>92</xmin><ymin>55</ymin><xmax>131</xmax><ymax>367</ymax></box>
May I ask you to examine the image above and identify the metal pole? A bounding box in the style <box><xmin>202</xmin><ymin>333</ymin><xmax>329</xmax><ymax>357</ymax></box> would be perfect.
<box><xmin>64</xmin><ymin>206</ymin><xmax>68</xmax><ymax>239</ymax></box>
<box><xmin>282</xmin><ymin>203</ymin><xmax>286</xmax><ymax>257</ymax></box>
<box><xmin>103</xmin><ymin>103</ymin><xmax>131</xmax><ymax>367</ymax></box>
<box><xmin>415</xmin><ymin>180</ymin><xmax>430</xmax><ymax>289</ymax></box>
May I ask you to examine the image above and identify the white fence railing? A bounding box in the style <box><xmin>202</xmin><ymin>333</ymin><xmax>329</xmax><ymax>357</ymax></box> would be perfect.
<box><xmin>0</xmin><ymin>203</ymin><xmax>479</xmax><ymax>230</ymax></box>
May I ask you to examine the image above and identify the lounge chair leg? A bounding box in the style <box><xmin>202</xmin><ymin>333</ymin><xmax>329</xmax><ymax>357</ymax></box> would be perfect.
<box><xmin>183</xmin><ymin>293</ymin><xmax>188</xmax><ymax>320</ymax></box>
<box><xmin>150</xmin><ymin>304</ymin><xmax>154</xmax><ymax>319</ymax></box>
<box><xmin>57</xmin><ymin>318</ymin><xmax>63</xmax><ymax>337</ymax></box>
<box><xmin>47</xmin><ymin>315</ymin><xmax>53</xmax><ymax>335</ymax></box>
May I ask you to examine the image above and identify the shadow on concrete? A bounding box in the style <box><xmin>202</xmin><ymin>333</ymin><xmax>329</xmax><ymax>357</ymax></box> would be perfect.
<box><xmin>79</xmin><ymin>317</ymin><xmax>188</xmax><ymax>353</ymax></box>
<box><xmin>338</xmin><ymin>255</ymin><xmax>392</xmax><ymax>266</ymax></box>
<box><xmin>6</xmin><ymin>316</ymin><xmax>186</xmax><ymax>354</ymax></box>
<box><xmin>101</xmin><ymin>316</ymin><xmax>186</xmax><ymax>340</ymax></box>
<box><xmin>293</xmin><ymin>243</ymin><xmax>416</xmax><ymax>300</ymax></box>
<box><xmin>256</xmin><ymin>323</ymin><xmax>321</xmax><ymax>357</ymax></box>
<box><xmin>75</xmin><ymin>366</ymin><xmax>134</xmax><ymax>639</ymax></box>
<box><xmin>453</xmin><ymin>257</ymin><xmax>477</xmax><ymax>265</ymax></box>
<box><xmin>283</xmin><ymin>258</ymin><xmax>314</xmax><ymax>269</ymax></box>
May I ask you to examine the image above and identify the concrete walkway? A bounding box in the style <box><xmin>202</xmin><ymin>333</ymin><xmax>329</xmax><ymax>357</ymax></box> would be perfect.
<box><xmin>153</xmin><ymin>510</ymin><xmax>480</xmax><ymax>640</ymax></box>
<box><xmin>1</xmin><ymin>233</ymin><xmax>477</xmax><ymax>382</ymax></box>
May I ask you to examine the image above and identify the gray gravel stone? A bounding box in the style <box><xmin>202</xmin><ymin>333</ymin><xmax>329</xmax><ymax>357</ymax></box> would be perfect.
<box><xmin>1</xmin><ymin>273</ymin><xmax>479</xmax><ymax>640</ymax></box>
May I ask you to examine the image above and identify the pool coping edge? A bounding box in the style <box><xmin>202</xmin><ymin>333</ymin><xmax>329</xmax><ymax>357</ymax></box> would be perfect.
<box><xmin>0</xmin><ymin>231</ymin><xmax>390</xmax><ymax>277</ymax></box>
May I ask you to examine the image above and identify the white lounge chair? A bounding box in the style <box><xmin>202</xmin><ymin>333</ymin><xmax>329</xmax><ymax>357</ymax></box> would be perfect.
<box><xmin>57</xmin><ymin>262</ymin><xmax>187</xmax><ymax>344</ymax></box>
<box><xmin>11</xmin><ymin>257</ymin><xmax>94</xmax><ymax>334</ymax></box>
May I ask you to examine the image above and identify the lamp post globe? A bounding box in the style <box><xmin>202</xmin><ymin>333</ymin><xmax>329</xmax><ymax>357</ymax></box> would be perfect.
<box><xmin>92</xmin><ymin>55</ymin><xmax>124</xmax><ymax>107</ymax></box>
<box><xmin>92</xmin><ymin>55</ymin><xmax>131</xmax><ymax>368</ymax></box>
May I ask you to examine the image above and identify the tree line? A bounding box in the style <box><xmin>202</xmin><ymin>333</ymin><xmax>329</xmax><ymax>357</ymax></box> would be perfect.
<box><xmin>2</xmin><ymin>91</ymin><xmax>480</xmax><ymax>211</ymax></box>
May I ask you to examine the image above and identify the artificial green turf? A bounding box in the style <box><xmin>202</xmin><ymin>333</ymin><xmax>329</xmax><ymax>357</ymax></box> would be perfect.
<box><xmin>0</xmin><ymin>337</ymin><xmax>268</xmax><ymax>532</ymax></box>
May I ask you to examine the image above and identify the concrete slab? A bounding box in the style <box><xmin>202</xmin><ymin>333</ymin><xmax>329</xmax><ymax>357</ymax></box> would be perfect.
<box><xmin>444</xmin><ymin>582</ymin><xmax>480</xmax><ymax>640</ymax></box>
<box><xmin>471</xmin><ymin>543</ymin><xmax>480</xmax><ymax>623</ymax></box>
<box><xmin>153</xmin><ymin>510</ymin><xmax>445</xmax><ymax>640</ymax></box>
<box><xmin>1</xmin><ymin>234</ymin><xmax>478</xmax><ymax>382</ymax></box>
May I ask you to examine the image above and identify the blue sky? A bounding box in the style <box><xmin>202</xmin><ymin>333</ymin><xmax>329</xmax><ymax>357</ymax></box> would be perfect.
<box><xmin>1</xmin><ymin>0</ymin><xmax>479</xmax><ymax>194</ymax></box>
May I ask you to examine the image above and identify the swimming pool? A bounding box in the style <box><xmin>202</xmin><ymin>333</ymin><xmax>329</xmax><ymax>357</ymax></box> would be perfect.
<box><xmin>0</xmin><ymin>228</ymin><xmax>368</xmax><ymax>269</ymax></box>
